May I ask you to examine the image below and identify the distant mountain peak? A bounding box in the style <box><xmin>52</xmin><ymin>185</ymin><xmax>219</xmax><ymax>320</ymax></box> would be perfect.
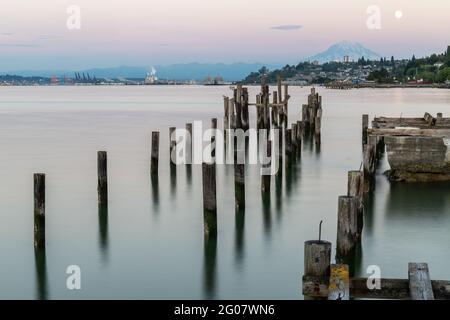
<box><xmin>306</xmin><ymin>41</ymin><xmax>382</xmax><ymax>63</ymax></box>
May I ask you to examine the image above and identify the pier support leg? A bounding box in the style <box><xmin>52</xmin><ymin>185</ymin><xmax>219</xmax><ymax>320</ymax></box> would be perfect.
<box><xmin>34</xmin><ymin>173</ymin><xmax>46</xmax><ymax>249</ymax></box>
<box><xmin>151</xmin><ymin>131</ymin><xmax>159</xmax><ymax>176</ymax></box>
<box><xmin>336</xmin><ymin>196</ymin><xmax>361</xmax><ymax>263</ymax></box>
<box><xmin>202</xmin><ymin>163</ymin><xmax>217</xmax><ymax>238</ymax></box>
<box><xmin>97</xmin><ymin>151</ymin><xmax>108</xmax><ymax>206</ymax></box>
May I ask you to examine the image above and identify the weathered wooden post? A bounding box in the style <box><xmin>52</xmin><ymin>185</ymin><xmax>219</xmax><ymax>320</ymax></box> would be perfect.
<box><xmin>256</xmin><ymin>94</ymin><xmax>262</xmax><ymax>131</ymax></box>
<box><xmin>276</xmin><ymin>125</ymin><xmax>283</xmax><ymax>177</ymax></box>
<box><xmin>277</xmin><ymin>77</ymin><xmax>283</xmax><ymax>104</ymax></box>
<box><xmin>263</xmin><ymin>90</ymin><xmax>270</xmax><ymax>131</ymax></box>
<box><xmin>303</xmin><ymin>240</ymin><xmax>331</xmax><ymax>299</ymax></box>
<box><xmin>230</xmin><ymin>100</ymin><xmax>236</xmax><ymax>131</ymax></box>
<box><xmin>283</xmin><ymin>85</ymin><xmax>289</xmax><ymax>127</ymax></box>
<box><xmin>223</xmin><ymin>98</ymin><xmax>229</xmax><ymax>147</ymax></box>
<box><xmin>151</xmin><ymin>131</ymin><xmax>159</xmax><ymax>176</ymax></box>
<box><xmin>296</xmin><ymin>121</ymin><xmax>303</xmax><ymax>158</ymax></box>
<box><xmin>347</xmin><ymin>170</ymin><xmax>364</xmax><ymax>234</ymax></box>
<box><xmin>291</xmin><ymin>123</ymin><xmax>298</xmax><ymax>160</ymax></box>
<box><xmin>336</xmin><ymin>196</ymin><xmax>361</xmax><ymax>262</ymax></box>
<box><xmin>97</xmin><ymin>151</ymin><xmax>108</xmax><ymax>206</ymax></box>
<box><xmin>363</xmin><ymin>144</ymin><xmax>376</xmax><ymax>193</ymax></box>
<box><xmin>202</xmin><ymin>163</ymin><xmax>217</xmax><ymax>238</ymax></box>
<box><xmin>272</xmin><ymin>91</ymin><xmax>278</xmax><ymax>127</ymax></box>
<box><xmin>348</xmin><ymin>171</ymin><xmax>364</xmax><ymax>200</ymax></box>
<box><xmin>261</xmin><ymin>139</ymin><xmax>271</xmax><ymax>193</ymax></box>
<box><xmin>368</xmin><ymin>134</ymin><xmax>379</xmax><ymax>160</ymax></box>
<box><xmin>234</xmin><ymin>88</ymin><xmax>243</xmax><ymax>130</ymax></box>
<box><xmin>185</xmin><ymin>123</ymin><xmax>192</xmax><ymax>164</ymax></box>
<box><xmin>242</xmin><ymin>88</ymin><xmax>249</xmax><ymax>131</ymax></box>
<box><xmin>408</xmin><ymin>263</ymin><xmax>434</xmax><ymax>300</ymax></box>
<box><xmin>211</xmin><ymin>118</ymin><xmax>217</xmax><ymax>161</ymax></box>
<box><xmin>169</xmin><ymin>127</ymin><xmax>176</xmax><ymax>166</ymax></box>
<box><xmin>234</xmin><ymin>163</ymin><xmax>245</xmax><ymax>210</ymax></box>
<box><xmin>285</xmin><ymin>128</ymin><xmax>293</xmax><ymax>167</ymax></box>
<box><xmin>315</xmin><ymin>108</ymin><xmax>322</xmax><ymax>137</ymax></box>
<box><xmin>362</xmin><ymin>114</ymin><xmax>369</xmax><ymax>145</ymax></box>
<box><xmin>302</xmin><ymin>104</ymin><xmax>310</xmax><ymax>132</ymax></box>
<box><xmin>34</xmin><ymin>173</ymin><xmax>46</xmax><ymax>249</ymax></box>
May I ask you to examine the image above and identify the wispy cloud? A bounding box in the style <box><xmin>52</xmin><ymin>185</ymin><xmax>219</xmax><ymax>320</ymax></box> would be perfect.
<box><xmin>270</xmin><ymin>24</ymin><xmax>303</xmax><ymax>31</ymax></box>
<box><xmin>1</xmin><ymin>32</ymin><xmax>14</xmax><ymax>36</ymax></box>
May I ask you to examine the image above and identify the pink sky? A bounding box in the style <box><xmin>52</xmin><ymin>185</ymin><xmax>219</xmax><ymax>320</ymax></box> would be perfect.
<box><xmin>0</xmin><ymin>0</ymin><xmax>449</xmax><ymax>70</ymax></box>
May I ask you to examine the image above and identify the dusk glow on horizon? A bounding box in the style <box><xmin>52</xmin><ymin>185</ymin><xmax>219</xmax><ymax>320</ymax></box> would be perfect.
<box><xmin>0</xmin><ymin>0</ymin><xmax>449</xmax><ymax>70</ymax></box>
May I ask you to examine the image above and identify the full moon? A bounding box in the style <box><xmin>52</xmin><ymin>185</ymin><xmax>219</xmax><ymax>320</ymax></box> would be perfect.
<box><xmin>395</xmin><ymin>10</ymin><xmax>403</xmax><ymax>19</ymax></box>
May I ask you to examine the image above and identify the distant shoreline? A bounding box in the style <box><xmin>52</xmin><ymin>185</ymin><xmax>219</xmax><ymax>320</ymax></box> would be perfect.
<box><xmin>0</xmin><ymin>83</ymin><xmax>449</xmax><ymax>89</ymax></box>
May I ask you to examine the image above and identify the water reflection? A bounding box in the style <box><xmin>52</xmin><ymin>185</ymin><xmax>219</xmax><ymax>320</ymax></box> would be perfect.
<box><xmin>234</xmin><ymin>209</ymin><xmax>245</xmax><ymax>267</ymax></box>
<box><xmin>151</xmin><ymin>175</ymin><xmax>160</xmax><ymax>212</ymax></box>
<box><xmin>262</xmin><ymin>192</ymin><xmax>272</xmax><ymax>239</ymax></box>
<box><xmin>275</xmin><ymin>174</ymin><xmax>283</xmax><ymax>214</ymax></box>
<box><xmin>203</xmin><ymin>235</ymin><xmax>217</xmax><ymax>299</ymax></box>
<box><xmin>186</xmin><ymin>164</ymin><xmax>192</xmax><ymax>186</ymax></box>
<box><xmin>385</xmin><ymin>181</ymin><xmax>450</xmax><ymax>218</ymax></box>
<box><xmin>363</xmin><ymin>192</ymin><xmax>375</xmax><ymax>235</ymax></box>
<box><xmin>34</xmin><ymin>247</ymin><xmax>48</xmax><ymax>300</ymax></box>
<box><xmin>170</xmin><ymin>165</ymin><xmax>177</xmax><ymax>196</ymax></box>
<box><xmin>98</xmin><ymin>204</ymin><xmax>109</xmax><ymax>262</ymax></box>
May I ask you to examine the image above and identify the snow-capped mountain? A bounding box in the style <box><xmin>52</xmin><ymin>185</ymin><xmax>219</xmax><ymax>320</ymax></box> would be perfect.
<box><xmin>305</xmin><ymin>41</ymin><xmax>382</xmax><ymax>63</ymax></box>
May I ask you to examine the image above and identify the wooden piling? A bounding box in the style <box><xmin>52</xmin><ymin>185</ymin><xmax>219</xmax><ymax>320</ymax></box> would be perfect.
<box><xmin>409</xmin><ymin>263</ymin><xmax>434</xmax><ymax>300</ymax></box>
<box><xmin>291</xmin><ymin>123</ymin><xmax>298</xmax><ymax>159</ymax></box>
<box><xmin>336</xmin><ymin>196</ymin><xmax>360</xmax><ymax>262</ymax></box>
<box><xmin>211</xmin><ymin>118</ymin><xmax>217</xmax><ymax>160</ymax></box>
<box><xmin>363</xmin><ymin>144</ymin><xmax>376</xmax><ymax>193</ymax></box>
<box><xmin>315</xmin><ymin>108</ymin><xmax>322</xmax><ymax>137</ymax></box>
<box><xmin>261</xmin><ymin>139</ymin><xmax>271</xmax><ymax>193</ymax></box>
<box><xmin>277</xmin><ymin>77</ymin><xmax>282</xmax><ymax>103</ymax></box>
<box><xmin>276</xmin><ymin>125</ymin><xmax>283</xmax><ymax>176</ymax></box>
<box><xmin>304</xmin><ymin>240</ymin><xmax>331</xmax><ymax>299</ymax></box>
<box><xmin>347</xmin><ymin>170</ymin><xmax>364</xmax><ymax>200</ymax></box>
<box><xmin>97</xmin><ymin>151</ymin><xmax>108</xmax><ymax>206</ymax></box>
<box><xmin>151</xmin><ymin>131</ymin><xmax>159</xmax><ymax>176</ymax></box>
<box><xmin>202</xmin><ymin>163</ymin><xmax>217</xmax><ymax>238</ymax></box>
<box><xmin>272</xmin><ymin>91</ymin><xmax>278</xmax><ymax>127</ymax></box>
<box><xmin>234</xmin><ymin>163</ymin><xmax>245</xmax><ymax>210</ymax></box>
<box><xmin>362</xmin><ymin>114</ymin><xmax>369</xmax><ymax>145</ymax></box>
<box><xmin>242</xmin><ymin>88</ymin><xmax>249</xmax><ymax>131</ymax></box>
<box><xmin>368</xmin><ymin>134</ymin><xmax>378</xmax><ymax>159</ymax></box>
<box><xmin>34</xmin><ymin>173</ymin><xmax>46</xmax><ymax>249</ymax></box>
<box><xmin>234</xmin><ymin>88</ymin><xmax>243</xmax><ymax>129</ymax></box>
<box><xmin>185</xmin><ymin>124</ymin><xmax>192</xmax><ymax>164</ymax></box>
<box><xmin>302</xmin><ymin>104</ymin><xmax>310</xmax><ymax>131</ymax></box>
<box><xmin>169</xmin><ymin>127</ymin><xmax>176</xmax><ymax>166</ymax></box>
<box><xmin>347</xmin><ymin>170</ymin><xmax>364</xmax><ymax>235</ymax></box>
<box><xmin>296</xmin><ymin>121</ymin><xmax>303</xmax><ymax>157</ymax></box>
<box><xmin>283</xmin><ymin>85</ymin><xmax>289</xmax><ymax>127</ymax></box>
<box><xmin>285</xmin><ymin>128</ymin><xmax>293</xmax><ymax>166</ymax></box>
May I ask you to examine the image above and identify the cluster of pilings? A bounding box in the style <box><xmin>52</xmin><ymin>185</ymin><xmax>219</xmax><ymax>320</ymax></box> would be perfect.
<box><xmin>302</xmin><ymin>87</ymin><xmax>323</xmax><ymax>144</ymax></box>
<box><xmin>31</xmin><ymin>80</ymin><xmax>325</xmax><ymax>298</ymax></box>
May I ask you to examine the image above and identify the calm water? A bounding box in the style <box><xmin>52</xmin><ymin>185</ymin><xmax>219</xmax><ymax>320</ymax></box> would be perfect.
<box><xmin>0</xmin><ymin>86</ymin><xmax>449</xmax><ymax>299</ymax></box>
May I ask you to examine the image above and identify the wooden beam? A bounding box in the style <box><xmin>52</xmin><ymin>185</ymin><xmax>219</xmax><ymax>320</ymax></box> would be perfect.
<box><xmin>409</xmin><ymin>263</ymin><xmax>434</xmax><ymax>300</ymax></box>
<box><xmin>303</xmin><ymin>276</ymin><xmax>450</xmax><ymax>299</ymax></box>
<box><xmin>367</xmin><ymin>128</ymin><xmax>450</xmax><ymax>138</ymax></box>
